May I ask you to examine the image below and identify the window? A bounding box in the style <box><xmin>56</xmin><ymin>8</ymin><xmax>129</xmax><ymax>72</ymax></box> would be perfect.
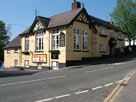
<box><xmin>25</xmin><ymin>36</ymin><xmax>29</xmax><ymax>51</ymax></box>
<box><xmin>36</xmin><ymin>32</ymin><xmax>44</xmax><ymax>51</ymax></box>
<box><xmin>118</xmin><ymin>33</ymin><xmax>122</xmax><ymax>39</ymax></box>
<box><xmin>74</xmin><ymin>29</ymin><xmax>80</xmax><ymax>50</ymax></box>
<box><xmin>110</xmin><ymin>32</ymin><xmax>114</xmax><ymax>38</ymax></box>
<box><xmin>14</xmin><ymin>60</ymin><xmax>18</xmax><ymax>66</ymax></box>
<box><xmin>52</xmin><ymin>29</ymin><xmax>59</xmax><ymax>50</ymax></box>
<box><xmin>25</xmin><ymin>60</ymin><xmax>29</xmax><ymax>68</ymax></box>
<box><xmin>100</xmin><ymin>43</ymin><xmax>106</xmax><ymax>52</ymax></box>
<box><xmin>83</xmin><ymin>30</ymin><xmax>88</xmax><ymax>51</ymax></box>
<box><xmin>99</xmin><ymin>28</ymin><xmax>105</xmax><ymax>35</ymax></box>
<box><xmin>14</xmin><ymin>49</ymin><xmax>18</xmax><ymax>53</ymax></box>
<box><xmin>7</xmin><ymin>49</ymin><xmax>10</xmax><ymax>54</ymax></box>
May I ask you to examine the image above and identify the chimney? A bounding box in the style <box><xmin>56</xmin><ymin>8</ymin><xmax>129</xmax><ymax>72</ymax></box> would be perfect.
<box><xmin>72</xmin><ymin>0</ymin><xmax>81</xmax><ymax>10</ymax></box>
<box><xmin>110</xmin><ymin>19</ymin><xmax>114</xmax><ymax>24</ymax></box>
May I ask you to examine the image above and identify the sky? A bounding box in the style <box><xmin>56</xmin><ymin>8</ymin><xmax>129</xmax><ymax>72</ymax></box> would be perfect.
<box><xmin>0</xmin><ymin>0</ymin><xmax>117</xmax><ymax>40</ymax></box>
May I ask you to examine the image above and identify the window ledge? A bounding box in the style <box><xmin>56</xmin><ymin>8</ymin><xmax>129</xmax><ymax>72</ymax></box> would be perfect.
<box><xmin>74</xmin><ymin>50</ymin><xmax>81</xmax><ymax>52</ymax></box>
<box><xmin>83</xmin><ymin>50</ymin><xmax>89</xmax><ymax>52</ymax></box>
<box><xmin>118</xmin><ymin>39</ymin><xmax>124</xmax><ymax>41</ymax></box>
<box><xmin>35</xmin><ymin>51</ymin><xmax>44</xmax><ymax>53</ymax></box>
<box><xmin>100</xmin><ymin>34</ymin><xmax>108</xmax><ymax>37</ymax></box>
<box><xmin>100</xmin><ymin>51</ymin><xmax>106</xmax><ymax>53</ymax></box>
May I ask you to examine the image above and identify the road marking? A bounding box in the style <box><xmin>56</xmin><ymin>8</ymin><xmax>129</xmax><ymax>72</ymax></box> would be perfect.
<box><xmin>104</xmin><ymin>83</ymin><xmax>114</xmax><ymax>87</ymax></box>
<box><xmin>92</xmin><ymin>86</ymin><xmax>103</xmax><ymax>90</ymax></box>
<box><xmin>75</xmin><ymin>90</ymin><xmax>89</xmax><ymax>94</ymax></box>
<box><xmin>115</xmin><ymin>80</ymin><xmax>123</xmax><ymax>83</ymax></box>
<box><xmin>35</xmin><ymin>98</ymin><xmax>54</xmax><ymax>102</ymax></box>
<box><xmin>0</xmin><ymin>75</ymin><xmax>66</xmax><ymax>87</ymax></box>
<box><xmin>85</xmin><ymin>66</ymin><xmax>114</xmax><ymax>73</ymax></box>
<box><xmin>55</xmin><ymin>94</ymin><xmax>71</xmax><ymax>99</ymax></box>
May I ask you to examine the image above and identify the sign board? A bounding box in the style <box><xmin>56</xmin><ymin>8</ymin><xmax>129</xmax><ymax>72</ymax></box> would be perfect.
<box><xmin>32</xmin><ymin>54</ymin><xmax>47</xmax><ymax>63</ymax></box>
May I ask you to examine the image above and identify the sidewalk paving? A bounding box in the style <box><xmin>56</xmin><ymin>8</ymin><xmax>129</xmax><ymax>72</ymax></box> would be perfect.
<box><xmin>115</xmin><ymin>72</ymin><xmax>136</xmax><ymax>102</ymax></box>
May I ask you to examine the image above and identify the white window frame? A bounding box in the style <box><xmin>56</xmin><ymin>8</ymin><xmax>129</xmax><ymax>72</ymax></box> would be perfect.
<box><xmin>118</xmin><ymin>33</ymin><xmax>122</xmax><ymax>39</ymax></box>
<box><xmin>100</xmin><ymin>43</ymin><xmax>106</xmax><ymax>52</ymax></box>
<box><xmin>74</xmin><ymin>29</ymin><xmax>80</xmax><ymax>50</ymax></box>
<box><xmin>83</xmin><ymin>30</ymin><xmax>88</xmax><ymax>51</ymax></box>
<box><xmin>99</xmin><ymin>28</ymin><xmax>105</xmax><ymax>35</ymax></box>
<box><xmin>14</xmin><ymin>49</ymin><xmax>18</xmax><ymax>53</ymax></box>
<box><xmin>36</xmin><ymin>32</ymin><xmax>44</xmax><ymax>51</ymax></box>
<box><xmin>25</xmin><ymin>60</ymin><xmax>29</xmax><ymax>68</ymax></box>
<box><xmin>25</xmin><ymin>35</ymin><xmax>29</xmax><ymax>51</ymax></box>
<box><xmin>52</xmin><ymin>32</ymin><xmax>59</xmax><ymax>50</ymax></box>
<box><xmin>110</xmin><ymin>32</ymin><xmax>114</xmax><ymax>38</ymax></box>
<box><xmin>14</xmin><ymin>60</ymin><xmax>18</xmax><ymax>66</ymax></box>
<box><xmin>7</xmin><ymin>49</ymin><xmax>10</xmax><ymax>54</ymax></box>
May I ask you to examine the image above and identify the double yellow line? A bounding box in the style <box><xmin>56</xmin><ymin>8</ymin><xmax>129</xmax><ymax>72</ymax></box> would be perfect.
<box><xmin>104</xmin><ymin>70</ymin><xmax>136</xmax><ymax>102</ymax></box>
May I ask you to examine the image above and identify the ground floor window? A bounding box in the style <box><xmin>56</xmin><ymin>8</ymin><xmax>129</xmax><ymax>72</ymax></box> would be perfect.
<box><xmin>14</xmin><ymin>60</ymin><xmax>18</xmax><ymax>66</ymax></box>
<box><xmin>37</xmin><ymin>63</ymin><xmax>42</xmax><ymax>69</ymax></box>
<box><xmin>100</xmin><ymin>43</ymin><xmax>106</xmax><ymax>52</ymax></box>
<box><xmin>25</xmin><ymin>60</ymin><xmax>29</xmax><ymax>68</ymax></box>
<box><xmin>52</xmin><ymin>61</ymin><xmax>59</xmax><ymax>70</ymax></box>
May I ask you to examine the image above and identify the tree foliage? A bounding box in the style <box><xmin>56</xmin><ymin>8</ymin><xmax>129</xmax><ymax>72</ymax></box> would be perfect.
<box><xmin>110</xmin><ymin>0</ymin><xmax>136</xmax><ymax>45</ymax></box>
<box><xmin>0</xmin><ymin>20</ymin><xmax>10</xmax><ymax>61</ymax></box>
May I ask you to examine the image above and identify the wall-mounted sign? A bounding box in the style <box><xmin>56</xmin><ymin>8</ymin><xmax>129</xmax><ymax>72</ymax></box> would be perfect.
<box><xmin>60</xmin><ymin>32</ymin><xmax>65</xmax><ymax>47</ymax></box>
<box><xmin>32</xmin><ymin>54</ymin><xmax>47</xmax><ymax>63</ymax></box>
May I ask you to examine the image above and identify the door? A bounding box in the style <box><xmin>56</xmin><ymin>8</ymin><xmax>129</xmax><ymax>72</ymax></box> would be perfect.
<box><xmin>52</xmin><ymin>61</ymin><xmax>59</xmax><ymax>70</ymax></box>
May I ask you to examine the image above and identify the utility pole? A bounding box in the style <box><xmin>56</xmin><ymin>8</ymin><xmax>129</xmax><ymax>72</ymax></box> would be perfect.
<box><xmin>35</xmin><ymin>9</ymin><xmax>37</xmax><ymax>17</ymax></box>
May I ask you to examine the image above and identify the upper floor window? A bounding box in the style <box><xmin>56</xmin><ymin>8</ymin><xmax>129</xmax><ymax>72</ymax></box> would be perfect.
<box><xmin>7</xmin><ymin>49</ymin><xmax>10</xmax><ymax>54</ymax></box>
<box><xmin>100</xmin><ymin>43</ymin><xmax>106</xmax><ymax>52</ymax></box>
<box><xmin>99</xmin><ymin>28</ymin><xmax>105</xmax><ymax>35</ymax></box>
<box><xmin>118</xmin><ymin>33</ymin><xmax>122</xmax><ymax>39</ymax></box>
<box><xmin>83</xmin><ymin>30</ymin><xmax>88</xmax><ymax>51</ymax></box>
<box><xmin>14</xmin><ymin>49</ymin><xmax>18</xmax><ymax>53</ymax></box>
<box><xmin>52</xmin><ymin>29</ymin><xmax>59</xmax><ymax>50</ymax></box>
<box><xmin>36</xmin><ymin>32</ymin><xmax>44</xmax><ymax>51</ymax></box>
<box><xmin>25</xmin><ymin>36</ymin><xmax>29</xmax><ymax>51</ymax></box>
<box><xmin>74</xmin><ymin>29</ymin><xmax>80</xmax><ymax>50</ymax></box>
<box><xmin>110</xmin><ymin>32</ymin><xmax>114</xmax><ymax>38</ymax></box>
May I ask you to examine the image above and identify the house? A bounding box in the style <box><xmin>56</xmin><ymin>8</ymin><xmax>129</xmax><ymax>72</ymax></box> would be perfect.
<box><xmin>4</xmin><ymin>0</ymin><xmax>125</xmax><ymax>70</ymax></box>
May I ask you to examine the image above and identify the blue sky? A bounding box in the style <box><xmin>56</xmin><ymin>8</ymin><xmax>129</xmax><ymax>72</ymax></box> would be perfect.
<box><xmin>0</xmin><ymin>0</ymin><xmax>116</xmax><ymax>40</ymax></box>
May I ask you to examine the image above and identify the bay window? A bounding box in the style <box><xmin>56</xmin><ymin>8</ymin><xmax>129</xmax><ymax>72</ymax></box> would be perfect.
<box><xmin>36</xmin><ymin>32</ymin><xmax>44</xmax><ymax>51</ymax></box>
<box><xmin>74</xmin><ymin>29</ymin><xmax>80</xmax><ymax>50</ymax></box>
<box><xmin>83</xmin><ymin>30</ymin><xmax>88</xmax><ymax>51</ymax></box>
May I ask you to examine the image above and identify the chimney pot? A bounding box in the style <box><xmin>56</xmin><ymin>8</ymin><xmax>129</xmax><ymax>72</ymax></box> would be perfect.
<box><xmin>72</xmin><ymin>0</ymin><xmax>81</xmax><ymax>10</ymax></box>
<box><xmin>110</xmin><ymin>19</ymin><xmax>114</xmax><ymax>24</ymax></box>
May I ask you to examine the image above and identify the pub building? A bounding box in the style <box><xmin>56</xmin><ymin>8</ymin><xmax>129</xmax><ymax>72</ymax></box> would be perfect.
<box><xmin>4</xmin><ymin>0</ymin><xmax>125</xmax><ymax>70</ymax></box>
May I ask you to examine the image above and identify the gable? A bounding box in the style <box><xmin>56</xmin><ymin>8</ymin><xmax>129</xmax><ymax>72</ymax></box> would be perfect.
<box><xmin>33</xmin><ymin>21</ymin><xmax>44</xmax><ymax>31</ymax></box>
<box><xmin>76</xmin><ymin>12</ymin><xmax>90</xmax><ymax>24</ymax></box>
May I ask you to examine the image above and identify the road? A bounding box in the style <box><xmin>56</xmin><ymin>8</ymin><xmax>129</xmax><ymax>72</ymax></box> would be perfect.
<box><xmin>0</xmin><ymin>59</ymin><xmax>136</xmax><ymax>102</ymax></box>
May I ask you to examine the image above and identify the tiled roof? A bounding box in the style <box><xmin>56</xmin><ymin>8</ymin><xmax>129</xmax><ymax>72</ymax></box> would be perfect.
<box><xmin>48</xmin><ymin>8</ymin><xmax>83</xmax><ymax>28</ymax></box>
<box><xmin>89</xmin><ymin>15</ymin><xmax>122</xmax><ymax>32</ymax></box>
<box><xmin>4</xmin><ymin>36</ymin><xmax>21</xmax><ymax>49</ymax></box>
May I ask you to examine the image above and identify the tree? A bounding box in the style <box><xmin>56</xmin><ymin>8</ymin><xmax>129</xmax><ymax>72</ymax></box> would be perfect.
<box><xmin>110</xmin><ymin>0</ymin><xmax>136</xmax><ymax>45</ymax></box>
<box><xmin>0</xmin><ymin>20</ymin><xmax>10</xmax><ymax>61</ymax></box>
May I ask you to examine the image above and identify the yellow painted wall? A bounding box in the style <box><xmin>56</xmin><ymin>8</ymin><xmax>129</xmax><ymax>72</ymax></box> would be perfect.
<box><xmin>4</xmin><ymin>48</ymin><xmax>21</xmax><ymax>68</ymax></box>
<box><xmin>66</xmin><ymin>21</ymin><xmax>93</xmax><ymax>61</ymax></box>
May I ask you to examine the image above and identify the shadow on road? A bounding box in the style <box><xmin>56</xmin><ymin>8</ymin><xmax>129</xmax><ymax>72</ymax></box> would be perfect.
<box><xmin>0</xmin><ymin>71</ymin><xmax>39</xmax><ymax>78</ymax></box>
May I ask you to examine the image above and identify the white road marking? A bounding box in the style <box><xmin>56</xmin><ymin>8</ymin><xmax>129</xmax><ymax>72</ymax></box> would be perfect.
<box><xmin>92</xmin><ymin>86</ymin><xmax>103</xmax><ymax>90</ymax></box>
<box><xmin>0</xmin><ymin>75</ymin><xmax>66</xmax><ymax>87</ymax></box>
<box><xmin>55</xmin><ymin>94</ymin><xmax>71</xmax><ymax>99</ymax></box>
<box><xmin>85</xmin><ymin>66</ymin><xmax>114</xmax><ymax>73</ymax></box>
<box><xmin>35</xmin><ymin>98</ymin><xmax>54</xmax><ymax>102</ymax></box>
<box><xmin>104</xmin><ymin>83</ymin><xmax>114</xmax><ymax>87</ymax></box>
<box><xmin>75</xmin><ymin>90</ymin><xmax>89</xmax><ymax>94</ymax></box>
<box><xmin>115</xmin><ymin>80</ymin><xmax>123</xmax><ymax>83</ymax></box>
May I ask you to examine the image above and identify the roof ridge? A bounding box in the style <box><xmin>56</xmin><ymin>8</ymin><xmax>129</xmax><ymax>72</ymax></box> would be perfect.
<box><xmin>49</xmin><ymin>8</ymin><xmax>83</xmax><ymax>18</ymax></box>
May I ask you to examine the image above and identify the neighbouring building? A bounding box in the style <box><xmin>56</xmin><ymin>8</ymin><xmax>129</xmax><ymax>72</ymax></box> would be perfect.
<box><xmin>4</xmin><ymin>0</ymin><xmax>125</xmax><ymax>70</ymax></box>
